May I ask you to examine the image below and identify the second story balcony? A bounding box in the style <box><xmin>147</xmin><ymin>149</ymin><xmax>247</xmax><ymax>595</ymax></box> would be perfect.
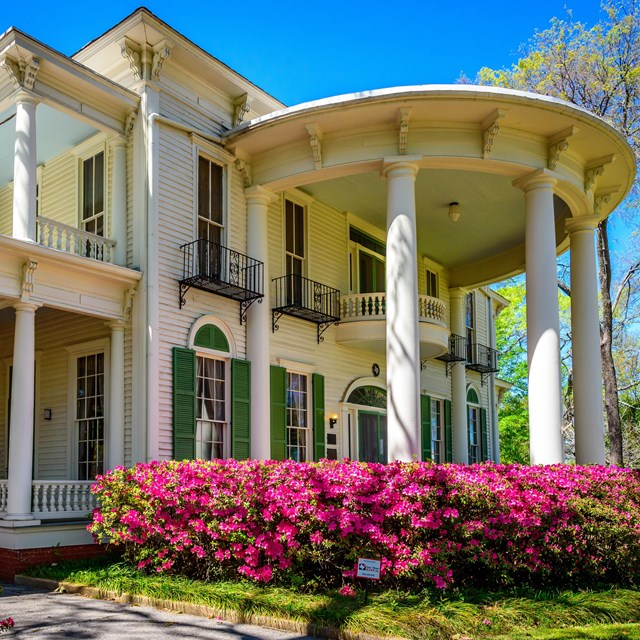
<box><xmin>179</xmin><ymin>238</ymin><xmax>264</xmax><ymax>321</ymax></box>
<box><xmin>272</xmin><ymin>274</ymin><xmax>341</xmax><ymax>343</ymax></box>
<box><xmin>37</xmin><ymin>216</ymin><xmax>117</xmax><ymax>262</ymax></box>
<box><xmin>336</xmin><ymin>292</ymin><xmax>449</xmax><ymax>359</ymax></box>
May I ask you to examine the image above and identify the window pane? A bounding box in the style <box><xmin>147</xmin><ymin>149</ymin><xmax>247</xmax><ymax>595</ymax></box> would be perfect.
<box><xmin>375</xmin><ymin>257</ymin><xmax>385</xmax><ymax>293</ymax></box>
<box><xmin>210</xmin><ymin>163</ymin><xmax>223</xmax><ymax>225</ymax></box>
<box><xmin>198</xmin><ymin>156</ymin><xmax>210</xmax><ymax>220</ymax></box>
<box><xmin>285</xmin><ymin>200</ymin><xmax>294</xmax><ymax>253</ymax></box>
<box><xmin>94</xmin><ymin>152</ymin><xmax>104</xmax><ymax>214</ymax></box>
<box><xmin>83</xmin><ymin>157</ymin><xmax>93</xmax><ymax>220</ymax></box>
<box><xmin>359</xmin><ymin>252</ymin><xmax>374</xmax><ymax>293</ymax></box>
<box><xmin>294</xmin><ymin>203</ymin><xmax>304</xmax><ymax>257</ymax></box>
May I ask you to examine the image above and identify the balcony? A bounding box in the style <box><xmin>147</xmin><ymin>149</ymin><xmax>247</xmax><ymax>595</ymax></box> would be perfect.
<box><xmin>272</xmin><ymin>274</ymin><xmax>340</xmax><ymax>343</ymax></box>
<box><xmin>179</xmin><ymin>239</ymin><xmax>264</xmax><ymax>322</ymax></box>
<box><xmin>466</xmin><ymin>342</ymin><xmax>499</xmax><ymax>384</ymax></box>
<box><xmin>336</xmin><ymin>292</ymin><xmax>449</xmax><ymax>358</ymax></box>
<box><xmin>435</xmin><ymin>333</ymin><xmax>468</xmax><ymax>374</ymax></box>
<box><xmin>37</xmin><ymin>216</ymin><xmax>116</xmax><ymax>262</ymax></box>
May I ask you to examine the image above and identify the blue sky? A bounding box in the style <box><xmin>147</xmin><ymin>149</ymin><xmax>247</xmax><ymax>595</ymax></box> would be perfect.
<box><xmin>2</xmin><ymin>0</ymin><xmax>607</xmax><ymax>106</ymax></box>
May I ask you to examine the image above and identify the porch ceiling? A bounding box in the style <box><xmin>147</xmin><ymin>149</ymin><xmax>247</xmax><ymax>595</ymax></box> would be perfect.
<box><xmin>300</xmin><ymin>169</ymin><xmax>531</xmax><ymax>271</ymax></box>
<box><xmin>0</xmin><ymin>103</ymin><xmax>97</xmax><ymax>185</ymax></box>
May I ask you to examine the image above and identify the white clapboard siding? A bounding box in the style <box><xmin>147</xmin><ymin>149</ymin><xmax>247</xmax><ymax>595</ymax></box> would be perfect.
<box><xmin>40</xmin><ymin>151</ymin><xmax>77</xmax><ymax>228</ymax></box>
<box><xmin>0</xmin><ymin>183</ymin><xmax>12</xmax><ymax>236</ymax></box>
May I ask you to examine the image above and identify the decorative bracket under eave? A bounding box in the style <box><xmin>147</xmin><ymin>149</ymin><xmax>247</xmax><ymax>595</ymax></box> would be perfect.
<box><xmin>1</xmin><ymin>54</ymin><xmax>40</xmax><ymax>90</ymax></box>
<box><xmin>151</xmin><ymin>40</ymin><xmax>173</xmax><ymax>82</ymax></box>
<box><xmin>482</xmin><ymin>109</ymin><xmax>506</xmax><ymax>159</ymax></box>
<box><xmin>317</xmin><ymin>319</ymin><xmax>339</xmax><ymax>344</ymax></box>
<box><xmin>593</xmin><ymin>187</ymin><xmax>620</xmax><ymax>216</ymax></box>
<box><xmin>397</xmin><ymin>108</ymin><xmax>412</xmax><ymax>154</ymax></box>
<box><xmin>235</xmin><ymin>159</ymin><xmax>252</xmax><ymax>188</ymax></box>
<box><xmin>305</xmin><ymin>122</ymin><xmax>323</xmax><ymax>170</ymax></box>
<box><xmin>584</xmin><ymin>154</ymin><xmax>616</xmax><ymax>194</ymax></box>
<box><xmin>239</xmin><ymin>297</ymin><xmax>262</xmax><ymax>325</ymax></box>
<box><xmin>21</xmin><ymin>260</ymin><xmax>38</xmax><ymax>300</ymax></box>
<box><xmin>547</xmin><ymin>126</ymin><xmax>579</xmax><ymax>170</ymax></box>
<box><xmin>233</xmin><ymin>94</ymin><xmax>253</xmax><ymax>127</ymax></box>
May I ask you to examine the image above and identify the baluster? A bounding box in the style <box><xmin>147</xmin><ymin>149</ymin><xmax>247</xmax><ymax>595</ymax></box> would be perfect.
<box><xmin>32</xmin><ymin>484</ymin><xmax>40</xmax><ymax>513</ymax></box>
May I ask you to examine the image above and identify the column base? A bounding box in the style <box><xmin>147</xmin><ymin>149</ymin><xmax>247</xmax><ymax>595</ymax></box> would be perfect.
<box><xmin>0</xmin><ymin>518</ymin><xmax>41</xmax><ymax>528</ymax></box>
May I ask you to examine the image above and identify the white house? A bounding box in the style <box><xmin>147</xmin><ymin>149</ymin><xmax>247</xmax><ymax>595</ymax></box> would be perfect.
<box><xmin>0</xmin><ymin>8</ymin><xmax>634</xmax><ymax>573</ymax></box>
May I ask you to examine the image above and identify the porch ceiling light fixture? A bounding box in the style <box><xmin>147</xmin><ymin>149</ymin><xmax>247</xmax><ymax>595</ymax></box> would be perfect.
<box><xmin>448</xmin><ymin>202</ymin><xmax>461</xmax><ymax>223</ymax></box>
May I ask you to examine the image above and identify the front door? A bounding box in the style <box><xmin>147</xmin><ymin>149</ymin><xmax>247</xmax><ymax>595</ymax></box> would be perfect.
<box><xmin>358</xmin><ymin>411</ymin><xmax>387</xmax><ymax>463</ymax></box>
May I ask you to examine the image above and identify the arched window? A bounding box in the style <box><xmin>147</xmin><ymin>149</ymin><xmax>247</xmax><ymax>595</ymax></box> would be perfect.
<box><xmin>347</xmin><ymin>385</ymin><xmax>387</xmax><ymax>408</ymax></box>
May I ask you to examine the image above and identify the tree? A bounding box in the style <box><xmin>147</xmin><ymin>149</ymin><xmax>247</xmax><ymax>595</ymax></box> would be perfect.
<box><xmin>478</xmin><ymin>1</ymin><xmax>640</xmax><ymax>466</ymax></box>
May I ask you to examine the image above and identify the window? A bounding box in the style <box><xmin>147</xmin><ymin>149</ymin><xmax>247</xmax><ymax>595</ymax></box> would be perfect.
<box><xmin>81</xmin><ymin>151</ymin><xmax>105</xmax><ymax>237</ymax></box>
<box><xmin>196</xmin><ymin>356</ymin><xmax>228</xmax><ymax>459</ymax></box>
<box><xmin>426</xmin><ymin>269</ymin><xmax>439</xmax><ymax>298</ymax></box>
<box><xmin>286</xmin><ymin>371</ymin><xmax>309</xmax><ymax>461</ymax></box>
<box><xmin>76</xmin><ymin>352</ymin><xmax>105</xmax><ymax>480</ymax></box>
<box><xmin>431</xmin><ymin>398</ymin><xmax>443</xmax><ymax>463</ymax></box>
<box><xmin>467</xmin><ymin>387</ymin><xmax>480</xmax><ymax>464</ymax></box>
<box><xmin>350</xmin><ymin>228</ymin><xmax>385</xmax><ymax>294</ymax></box>
<box><xmin>198</xmin><ymin>156</ymin><xmax>224</xmax><ymax>245</ymax></box>
<box><xmin>466</xmin><ymin>292</ymin><xmax>476</xmax><ymax>360</ymax></box>
<box><xmin>285</xmin><ymin>199</ymin><xmax>305</xmax><ymax>276</ymax></box>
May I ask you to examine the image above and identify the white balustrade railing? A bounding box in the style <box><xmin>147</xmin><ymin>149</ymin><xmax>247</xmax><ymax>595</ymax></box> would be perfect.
<box><xmin>340</xmin><ymin>292</ymin><xmax>447</xmax><ymax>326</ymax></box>
<box><xmin>0</xmin><ymin>480</ymin><xmax>7</xmax><ymax>513</ymax></box>
<box><xmin>32</xmin><ymin>481</ymin><xmax>97</xmax><ymax>518</ymax></box>
<box><xmin>37</xmin><ymin>216</ymin><xmax>116</xmax><ymax>263</ymax></box>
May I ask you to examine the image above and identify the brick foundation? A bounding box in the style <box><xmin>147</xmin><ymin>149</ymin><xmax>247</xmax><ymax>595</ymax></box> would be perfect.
<box><xmin>0</xmin><ymin>544</ymin><xmax>108</xmax><ymax>581</ymax></box>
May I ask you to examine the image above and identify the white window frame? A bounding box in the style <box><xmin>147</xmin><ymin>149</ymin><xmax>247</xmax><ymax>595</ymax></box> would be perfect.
<box><xmin>195</xmin><ymin>352</ymin><xmax>231</xmax><ymax>460</ymax></box>
<box><xmin>192</xmin><ymin>139</ymin><xmax>232</xmax><ymax>247</ymax></box>
<box><xmin>283</xmin><ymin>196</ymin><xmax>307</xmax><ymax>278</ymax></box>
<box><xmin>278</xmin><ymin>359</ymin><xmax>315</xmax><ymax>463</ymax></box>
<box><xmin>77</xmin><ymin>143</ymin><xmax>108</xmax><ymax>239</ymax></box>
<box><xmin>66</xmin><ymin>338</ymin><xmax>110</xmax><ymax>481</ymax></box>
<box><xmin>425</xmin><ymin>268</ymin><xmax>439</xmax><ymax>299</ymax></box>
<box><xmin>467</xmin><ymin>385</ymin><xmax>481</xmax><ymax>464</ymax></box>
<box><xmin>430</xmin><ymin>396</ymin><xmax>444</xmax><ymax>463</ymax></box>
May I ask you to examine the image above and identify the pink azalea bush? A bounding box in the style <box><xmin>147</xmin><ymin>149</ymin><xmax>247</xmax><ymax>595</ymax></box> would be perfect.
<box><xmin>88</xmin><ymin>460</ymin><xmax>640</xmax><ymax>591</ymax></box>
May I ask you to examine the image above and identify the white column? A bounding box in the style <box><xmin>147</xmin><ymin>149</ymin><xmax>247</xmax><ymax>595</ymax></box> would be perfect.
<box><xmin>449</xmin><ymin>289</ymin><xmax>468</xmax><ymax>463</ymax></box>
<box><xmin>514</xmin><ymin>171</ymin><xmax>564</xmax><ymax>464</ymax></box>
<box><xmin>108</xmin><ymin>321</ymin><xmax>126</xmax><ymax>469</ymax></box>
<box><xmin>13</xmin><ymin>91</ymin><xmax>38</xmax><ymax>242</ymax></box>
<box><xmin>245</xmin><ymin>186</ymin><xmax>275</xmax><ymax>460</ymax></box>
<box><xmin>383</xmin><ymin>158</ymin><xmax>421</xmax><ymax>461</ymax></box>
<box><xmin>110</xmin><ymin>139</ymin><xmax>128</xmax><ymax>266</ymax></box>
<box><xmin>568</xmin><ymin>216</ymin><xmax>605</xmax><ymax>464</ymax></box>
<box><xmin>5</xmin><ymin>302</ymin><xmax>39</xmax><ymax>520</ymax></box>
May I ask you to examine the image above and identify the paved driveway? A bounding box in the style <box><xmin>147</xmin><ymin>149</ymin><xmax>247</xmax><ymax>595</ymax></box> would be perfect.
<box><xmin>0</xmin><ymin>583</ymin><xmax>313</xmax><ymax>640</ymax></box>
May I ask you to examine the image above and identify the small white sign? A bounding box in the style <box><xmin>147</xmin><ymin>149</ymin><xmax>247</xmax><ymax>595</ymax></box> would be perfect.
<box><xmin>356</xmin><ymin>557</ymin><xmax>381</xmax><ymax>580</ymax></box>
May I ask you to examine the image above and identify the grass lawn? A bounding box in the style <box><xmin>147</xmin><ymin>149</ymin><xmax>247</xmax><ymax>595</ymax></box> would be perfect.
<box><xmin>23</xmin><ymin>557</ymin><xmax>640</xmax><ymax>640</ymax></box>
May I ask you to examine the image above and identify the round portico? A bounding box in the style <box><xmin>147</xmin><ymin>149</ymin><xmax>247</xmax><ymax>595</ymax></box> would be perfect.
<box><xmin>225</xmin><ymin>85</ymin><xmax>635</xmax><ymax>465</ymax></box>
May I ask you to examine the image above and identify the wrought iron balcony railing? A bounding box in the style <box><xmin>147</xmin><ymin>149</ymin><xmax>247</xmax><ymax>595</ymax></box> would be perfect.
<box><xmin>179</xmin><ymin>239</ymin><xmax>264</xmax><ymax>322</ymax></box>
<box><xmin>272</xmin><ymin>274</ymin><xmax>340</xmax><ymax>343</ymax></box>
<box><xmin>466</xmin><ymin>342</ymin><xmax>499</xmax><ymax>384</ymax></box>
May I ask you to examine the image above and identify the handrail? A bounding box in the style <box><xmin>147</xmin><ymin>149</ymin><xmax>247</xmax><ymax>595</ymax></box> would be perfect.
<box><xmin>37</xmin><ymin>216</ymin><xmax>116</xmax><ymax>262</ymax></box>
<box><xmin>340</xmin><ymin>292</ymin><xmax>447</xmax><ymax>326</ymax></box>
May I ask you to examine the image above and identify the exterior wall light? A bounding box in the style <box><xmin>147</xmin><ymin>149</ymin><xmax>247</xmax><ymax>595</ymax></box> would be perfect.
<box><xmin>449</xmin><ymin>202</ymin><xmax>461</xmax><ymax>223</ymax></box>
<box><xmin>329</xmin><ymin>415</ymin><xmax>338</xmax><ymax>428</ymax></box>
<box><xmin>44</xmin><ymin>409</ymin><xmax>52</xmax><ymax>420</ymax></box>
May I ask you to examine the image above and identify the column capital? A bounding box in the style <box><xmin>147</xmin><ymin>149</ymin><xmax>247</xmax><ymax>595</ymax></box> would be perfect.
<box><xmin>245</xmin><ymin>185</ymin><xmax>276</xmax><ymax>206</ymax></box>
<box><xmin>381</xmin><ymin>156</ymin><xmax>421</xmax><ymax>179</ymax></box>
<box><xmin>512</xmin><ymin>168</ymin><xmax>558</xmax><ymax>193</ymax></box>
<box><xmin>449</xmin><ymin>287</ymin><xmax>468</xmax><ymax>302</ymax></box>
<box><xmin>106</xmin><ymin>319</ymin><xmax>127</xmax><ymax>331</ymax></box>
<box><xmin>108</xmin><ymin>136</ymin><xmax>128</xmax><ymax>150</ymax></box>
<box><xmin>13</xmin><ymin>300</ymin><xmax>39</xmax><ymax>314</ymax></box>
<box><xmin>565</xmin><ymin>215</ymin><xmax>600</xmax><ymax>234</ymax></box>
<box><xmin>14</xmin><ymin>89</ymin><xmax>39</xmax><ymax>107</ymax></box>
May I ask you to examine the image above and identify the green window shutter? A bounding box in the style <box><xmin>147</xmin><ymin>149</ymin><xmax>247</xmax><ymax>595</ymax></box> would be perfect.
<box><xmin>444</xmin><ymin>399</ymin><xmax>453</xmax><ymax>463</ymax></box>
<box><xmin>312</xmin><ymin>373</ymin><xmax>325</xmax><ymax>461</ymax></box>
<box><xmin>173</xmin><ymin>347</ymin><xmax>196</xmax><ymax>460</ymax></box>
<box><xmin>270</xmin><ymin>365</ymin><xmax>287</xmax><ymax>460</ymax></box>
<box><xmin>420</xmin><ymin>394</ymin><xmax>432</xmax><ymax>462</ymax></box>
<box><xmin>194</xmin><ymin>324</ymin><xmax>229</xmax><ymax>352</ymax></box>
<box><xmin>231</xmin><ymin>358</ymin><xmax>251</xmax><ymax>460</ymax></box>
<box><xmin>480</xmin><ymin>407</ymin><xmax>489</xmax><ymax>462</ymax></box>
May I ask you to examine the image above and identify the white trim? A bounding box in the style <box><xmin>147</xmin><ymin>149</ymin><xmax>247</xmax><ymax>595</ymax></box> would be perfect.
<box><xmin>65</xmin><ymin>338</ymin><xmax>110</xmax><ymax>481</ymax></box>
<box><xmin>342</xmin><ymin>376</ymin><xmax>386</xmax><ymax>402</ymax></box>
<box><xmin>277</xmin><ymin>358</ymin><xmax>317</xmax><ymax>374</ymax></box>
<box><xmin>284</xmin><ymin>369</ymin><xmax>312</xmax><ymax>462</ymax></box>
<box><xmin>192</xmin><ymin>145</ymin><xmax>229</xmax><ymax>247</ymax></box>
<box><xmin>346</xmin><ymin>213</ymin><xmax>386</xmax><ymax>244</ymax></box>
<box><xmin>282</xmin><ymin>193</ymin><xmax>308</xmax><ymax>278</ymax></box>
<box><xmin>188</xmin><ymin>315</ymin><xmax>237</xmax><ymax>358</ymax></box>
<box><xmin>77</xmin><ymin>144</ymin><xmax>109</xmax><ymax>242</ymax></box>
